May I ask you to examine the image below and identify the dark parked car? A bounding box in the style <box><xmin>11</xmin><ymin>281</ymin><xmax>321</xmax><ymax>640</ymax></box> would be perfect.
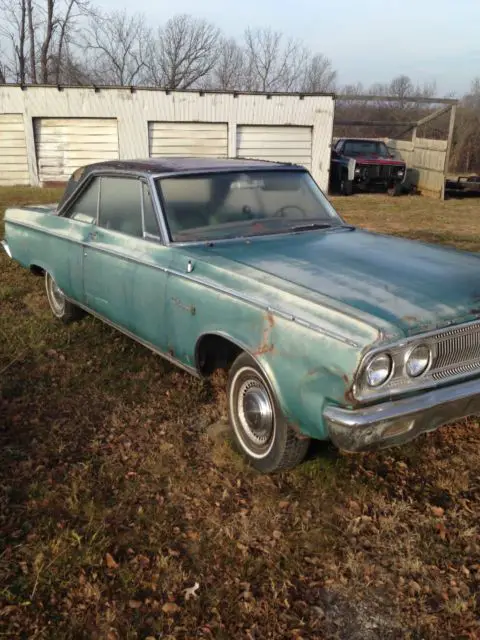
<box><xmin>330</xmin><ymin>138</ymin><xmax>407</xmax><ymax>195</ymax></box>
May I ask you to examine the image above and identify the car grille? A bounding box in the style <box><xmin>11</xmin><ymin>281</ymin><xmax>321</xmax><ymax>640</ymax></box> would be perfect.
<box><xmin>357</xmin><ymin>164</ymin><xmax>404</xmax><ymax>179</ymax></box>
<box><xmin>430</xmin><ymin>322</ymin><xmax>480</xmax><ymax>380</ymax></box>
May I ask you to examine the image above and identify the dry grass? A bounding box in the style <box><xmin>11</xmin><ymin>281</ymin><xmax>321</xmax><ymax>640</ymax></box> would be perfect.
<box><xmin>1</xmin><ymin>188</ymin><xmax>479</xmax><ymax>639</ymax></box>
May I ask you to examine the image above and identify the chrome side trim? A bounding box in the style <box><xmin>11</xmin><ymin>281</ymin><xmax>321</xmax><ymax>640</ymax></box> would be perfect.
<box><xmin>65</xmin><ymin>297</ymin><xmax>200</xmax><ymax>378</ymax></box>
<box><xmin>166</xmin><ymin>271</ymin><xmax>359</xmax><ymax>348</ymax></box>
<box><xmin>5</xmin><ymin>219</ymin><xmax>88</xmax><ymax>244</ymax></box>
<box><xmin>1</xmin><ymin>240</ymin><xmax>12</xmax><ymax>258</ymax></box>
<box><xmin>5</xmin><ymin>219</ymin><xmax>359</xmax><ymax>347</ymax></box>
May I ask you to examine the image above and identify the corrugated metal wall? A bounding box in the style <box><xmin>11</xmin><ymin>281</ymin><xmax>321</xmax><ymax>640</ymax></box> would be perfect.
<box><xmin>0</xmin><ymin>114</ymin><xmax>29</xmax><ymax>185</ymax></box>
<box><xmin>149</xmin><ymin>122</ymin><xmax>228</xmax><ymax>158</ymax></box>
<box><xmin>0</xmin><ymin>86</ymin><xmax>335</xmax><ymax>190</ymax></box>
<box><xmin>236</xmin><ymin>125</ymin><xmax>312</xmax><ymax>170</ymax></box>
<box><xmin>34</xmin><ymin>118</ymin><xmax>119</xmax><ymax>182</ymax></box>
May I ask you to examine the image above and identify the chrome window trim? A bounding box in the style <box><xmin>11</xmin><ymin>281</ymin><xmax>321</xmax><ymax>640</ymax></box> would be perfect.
<box><xmin>139</xmin><ymin>179</ymin><xmax>162</xmax><ymax>243</ymax></box>
<box><xmin>146</xmin><ymin>175</ymin><xmax>171</xmax><ymax>245</ymax></box>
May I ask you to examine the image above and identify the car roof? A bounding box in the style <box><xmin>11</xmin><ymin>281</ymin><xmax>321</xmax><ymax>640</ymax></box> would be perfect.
<box><xmin>82</xmin><ymin>157</ymin><xmax>303</xmax><ymax>176</ymax></box>
<box><xmin>338</xmin><ymin>138</ymin><xmax>385</xmax><ymax>144</ymax></box>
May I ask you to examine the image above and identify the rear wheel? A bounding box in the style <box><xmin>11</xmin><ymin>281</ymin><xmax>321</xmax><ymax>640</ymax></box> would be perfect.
<box><xmin>227</xmin><ymin>352</ymin><xmax>310</xmax><ymax>473</ymax></box>
<box><xmin>45</xmin><ymin>272</ymin><xmax>85</xmax><ymax>324</ymax></box>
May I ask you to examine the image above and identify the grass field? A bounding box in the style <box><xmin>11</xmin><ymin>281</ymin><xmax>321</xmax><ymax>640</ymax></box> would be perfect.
<box><xmin>1</xmin><ymin>188</ymin><xmax>479</xmax><ymax>639</ymax></box>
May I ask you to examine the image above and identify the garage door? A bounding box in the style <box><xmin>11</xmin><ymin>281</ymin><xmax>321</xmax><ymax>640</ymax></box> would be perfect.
<box><xmin>236</xmin><ymin>125</ymin><xmax>312</xmax><ymax>170</ymax></box>
<box><xmin>34</xmin><ymin>118</ymin><xmax>119</xmax><ymax>183</ymax></box>
<box><xmin>149</xmin><ymin>122</ymin><xmax>228</xmax><ymax>158</ymax></box>
<box><xmin>0</xmin><ymin>114</ymin><xmax>29</xmax><ymax>186</ymax></box>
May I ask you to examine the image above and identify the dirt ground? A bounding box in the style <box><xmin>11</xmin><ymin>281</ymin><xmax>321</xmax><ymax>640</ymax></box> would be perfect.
<box><xmin>1</xmin><ymin>188</ymin><xmax>479</xmax><ymax>639</ymax></box>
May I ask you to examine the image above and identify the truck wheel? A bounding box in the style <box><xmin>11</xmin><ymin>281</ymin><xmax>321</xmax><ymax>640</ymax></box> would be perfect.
<box><xmin>227</xmin><ymin>352</ymin><xmax>310</xmax><ymax>473</ymax></box>
<box><xmin>45</xmin><ymin>272</ymin><xmax>85</xmax><ymax>324</ymax></box>
<box><xmin>340</xmin><ymin>174</ymin><xmax>353</xmax><ymax>196</ymax></box>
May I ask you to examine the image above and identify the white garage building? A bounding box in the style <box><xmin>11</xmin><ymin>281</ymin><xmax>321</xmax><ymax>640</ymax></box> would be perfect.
<box><xmin>0</xmin><ymin>85</ymin><xmax>335</xmax><ymax>191</ymax></box>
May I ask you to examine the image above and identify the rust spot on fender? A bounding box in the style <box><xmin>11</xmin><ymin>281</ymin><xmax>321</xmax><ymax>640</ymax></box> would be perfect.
<box><xmin>255</xmin><ymin>311</ymin><xmax>275</xmax><ymax>356</ymax></box>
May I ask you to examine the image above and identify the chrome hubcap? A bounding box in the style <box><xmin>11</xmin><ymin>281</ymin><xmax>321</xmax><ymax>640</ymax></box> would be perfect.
<box><xmin>47</xmin><ymin>275</ymin><xmax>65</xmax><ymax>315</ymax></box>
<box><xmin>237</xmin><ymin>379</ymin><xmax>274</xmax><ymax>446</ymax></box>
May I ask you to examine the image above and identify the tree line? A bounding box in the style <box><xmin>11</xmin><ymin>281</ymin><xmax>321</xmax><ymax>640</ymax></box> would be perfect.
<box><xmin>0</xmin><ymin>1</ymin><xmax>479</xmax><ymax>172</ymax></box>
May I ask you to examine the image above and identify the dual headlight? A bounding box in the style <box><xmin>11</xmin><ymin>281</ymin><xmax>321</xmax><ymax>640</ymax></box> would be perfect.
<box><xmin>365</xmin><ymin>344</ymin><xmax>431</xmax><ymax>388</ymax></box>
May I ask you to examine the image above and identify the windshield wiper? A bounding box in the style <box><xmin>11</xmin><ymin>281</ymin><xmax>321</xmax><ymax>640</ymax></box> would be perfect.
<box><xmin>289</xmin><ymin>222</ymin><xmax>355</xmax><ymax>233</ymax></box>
<box><xmin>288</xmin><ymin>222</ymin><xmax>333</xmax><ymax>232</ymax></box>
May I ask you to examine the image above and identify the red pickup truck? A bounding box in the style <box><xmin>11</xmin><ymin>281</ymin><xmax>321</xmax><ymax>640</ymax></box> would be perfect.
<box><xmin>330</xmin><ymin>138</ymin><xmax>407</xmax><ymax>196</ymax></box>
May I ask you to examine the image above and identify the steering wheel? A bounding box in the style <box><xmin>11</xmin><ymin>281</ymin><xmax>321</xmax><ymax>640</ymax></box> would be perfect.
<box><xmin>272</xmin><ymin>205</ymin><xmax>306</xmax><ymax>219</ymax></box>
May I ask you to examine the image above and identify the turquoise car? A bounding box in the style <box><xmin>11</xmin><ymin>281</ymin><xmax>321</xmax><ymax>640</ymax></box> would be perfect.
<box><xmin>3</xmin><ymin>158</ymin><xmax>480</xmax><ymax>473</ymax></box>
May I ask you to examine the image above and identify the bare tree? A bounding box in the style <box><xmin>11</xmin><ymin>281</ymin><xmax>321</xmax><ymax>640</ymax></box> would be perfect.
<box><xmin>0</xmin><ymin>0</ymin><xmax>91</xmax><ymax>84</ymax></box>
<box><xmin>300</xmin><ymin>54</ymin><xmax>336</xmax><ymax>93</ymax></box>
<box><xmin>243</xmin><ymin>27</ymin><xmax>308</xmax><ymax>92</ymax></box>
<box><xmin>0</xmin><ymin>0</ymin><xmax>27</xmax><ymax>82</ymax></box>
<box><xmin>53</xmin><ymin>0</ymin><xmax>90</xmax><ymax>83</ymax></box>
<box><xmin>26</xmin><ymin>0</ymin><xmax>36</xmax><ymax>82</ymax></box>
<box><xmin>149</xmin><ymin>14</ymin><xmax>219</xmax><ymax>89</ymax></box>
<box><xmin>208</xmin><ymin>37</ymin><xmax>245</xmax><ymax>90</ymax></box>
<box><xmin>84</xmin><ymin>10</ymin><xmax>151</xmax><ymax>85</ymax></box>
<box><xmin>39</xmin><ymin>0</ymin><xmax>54</xmax><ymax>82</ymax></box>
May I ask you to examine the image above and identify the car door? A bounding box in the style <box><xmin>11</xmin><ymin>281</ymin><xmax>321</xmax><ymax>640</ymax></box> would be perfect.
<box><xmin>57</xmin><ymin>176</ymin><xmax>101</xmax><ymax>304</ymax></box>
<box><xmin>82</xmin><ymin>175</ymin><xmax>171</xmax><ymax>352</ymax></box>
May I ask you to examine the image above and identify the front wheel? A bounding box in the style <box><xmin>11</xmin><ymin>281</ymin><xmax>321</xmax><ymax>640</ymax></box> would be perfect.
<box><xmin>45</xmin><ymin>272</ymin><xmax>85</xmax><ymax>324</ymax></box>
<box><xmin>227</xmin><ymin>353</ymin><xmax>310</xmax><ymax>473</ymax></box>
<box><xmin>340</xmin><ymin>174</ymin><xmax>353</xmax><ymax>196</ymax></box>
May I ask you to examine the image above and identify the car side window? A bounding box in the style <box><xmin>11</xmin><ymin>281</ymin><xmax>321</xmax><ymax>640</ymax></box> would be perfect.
<box><xmin>98</xmin><ymin>177</ymin><xmax>143</xmax><ymax>238</ymax></box>
<box><xmin>66</xmin><ymin>177</ymin><xmax>99</xmax><ymax>223</ymax></box>
<box><xmin>142</xmin><ymin>182</ymin><xmax>160</xmax><ymax>237</ymax></box>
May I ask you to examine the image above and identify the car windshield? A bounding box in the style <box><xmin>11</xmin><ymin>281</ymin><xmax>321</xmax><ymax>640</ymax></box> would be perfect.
<box><xmin>155</xmin><ymin>170</ymin><xmax>344</xmax><ymax>243</ymax></box>
<box><xmin>343</xmin><ymin>141</ymin><xmax>390</xmax><ymax>158</ymax></box>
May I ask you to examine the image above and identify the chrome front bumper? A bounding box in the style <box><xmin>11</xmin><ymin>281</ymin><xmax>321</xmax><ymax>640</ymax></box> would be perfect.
<box><xmin>324</xmin><ymin>376</ymin><xmax>480</xmax><ymax>452</ymax></box>
<box><xmin>1</xmin><ymin>240</ymin><xmax>12</xmax><ymax>258</ymax></box>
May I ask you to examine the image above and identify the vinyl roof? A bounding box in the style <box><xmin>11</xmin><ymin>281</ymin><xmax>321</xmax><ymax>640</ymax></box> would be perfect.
<box><xmin>83</xmin><ymin>157</ymin><xmax>303</xmax><ymax>175</ymax></box>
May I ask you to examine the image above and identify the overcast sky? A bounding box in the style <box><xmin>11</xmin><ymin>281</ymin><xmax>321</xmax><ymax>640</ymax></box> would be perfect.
<box><xmin>96</xmin><ymin>0</ymin><xmax>479</xmax><ymax>97</ymax></box>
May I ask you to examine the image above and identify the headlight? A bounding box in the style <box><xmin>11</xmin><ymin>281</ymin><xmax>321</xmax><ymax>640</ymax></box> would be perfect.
<box><xmin>405</xmin><ymin>344</ymin><xmax>431</xmax><ymax>377</ymax></box>
<box><xmin>365</xmin><ymin>353</ymin><xmax>392</xmax><ymax>387</ymax></box>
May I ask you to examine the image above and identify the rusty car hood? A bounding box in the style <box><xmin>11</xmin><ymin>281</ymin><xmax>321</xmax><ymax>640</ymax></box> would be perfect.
<box><xmin>197</xmin><ymin>227</ymin><xmax>480</xmax><ymax>337</ymax></box>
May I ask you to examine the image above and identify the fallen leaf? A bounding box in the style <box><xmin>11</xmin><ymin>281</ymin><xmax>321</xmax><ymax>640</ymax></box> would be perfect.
<box><xmin>128</xmin><ymin>600</ymin><xmax>142</xmax><ymax>609</ymax></box>
<box><xmin>408</xmin><ymin>580</ymin><xmax>421</xmax><ymax>596</ymax></box>
<box><xmin>162</xmin><ymin>602</ymin><xmax>181</xmax><ymax>614</ymax></box>
<box><xmin>105</xmin><ymin>553</ymin><xmax>119</xmax><ymax>569</ymax></box>
<box><xmin>273</xmin><ymin>530</ymin><xmax>282</xmax><ymax>540</ymax></box>
<box><xmin>184</xmin><ymin>582</ymin><xmax>200</xmax><ymax>601</ymax></box>
<box><xmin>431</xmin><ymin>506</ymin><xmax>445</xmax><ymax>517</ymax></box>
<box><xmin>437</xmin><ymin>522</ymin><xmax>447</xmax><ymax>541</ymax></box>
<box><xmin>348</xmin><ymin>500</ymin><xmax>362</xmax><ymax>515</ymax></box>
